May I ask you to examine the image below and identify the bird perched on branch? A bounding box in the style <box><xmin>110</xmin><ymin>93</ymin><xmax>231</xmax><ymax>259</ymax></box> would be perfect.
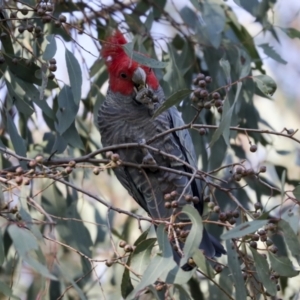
<box><xmin>98</xmin><ymin>31</ymin><xmax>225</xmax><ymax>265</ymax></box>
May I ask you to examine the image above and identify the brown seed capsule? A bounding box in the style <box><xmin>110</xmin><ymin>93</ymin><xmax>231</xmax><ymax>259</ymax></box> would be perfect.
<box><xmin>18</xmin><ymin>26</ymin><xmax>25</xmax><ymax>34</ymax></box>
<box><xmin>35</xmin><ymin>26</ymin><xmax>42</xmax><ymax>34</ymax></box>
<box><xmin>119</xmin><ymin>240</ymin><xmax>126</xmax><ymax>248</ymax></box>
<box><xmin>258</xmin><ymin>229</ymin><xmax>266</xmax><ymax>236</ymax></box>
<box><xmin>170</xmin><ymin>190</ymin><xmax>178</xmax><ymax>199</ymax></box>
<box><xmin>232</xmin><ymin>210</ymin><xmax>240</xmax><ymax>218</ymax></box>
<box><xmin>10</xmin><ymin>12</ymin><xmax>17</xmax><ymax>18</ymax></box>
<box><xmin>188</xmin><ymin>258</ymin><xmax>196</xmax><ymax>266</ymax></box>
<box><xmin>228</xmin><ymin>217</ymin><xmax>236</xmax><ymax>225</ymax></box>
<box><xmin>254</xmin><ymin>202</ymin><xmax>262</xmax><ymax>211</ymax></box>
<box><xmin>252</xmin><ymin>212</ymin><xmax>260</xmax><ymax>219</ymax></box>
<box><xmin>200</xmin><ymin>89</ymin><xmax>208</xmax><ymax>98</ymax></box>
<box><xmin>192</xmin><ymin>196</ymin><xmax>199</xmax><ymax>204</ymax></box>
<box><xmin>259</xmin><ymin>165</ymin><xmax>267</xmax><ymax>173</ymax></box>
<box><xmin>204</xmin><ymin>102</ymin><xmax>211</xmax><ymax>109</ymax></box>
<box><xmin>49</xmin><ymin>64</ymin><xmax>57</xmax><ymax>72</ymax></box>
<box><xmin>48</xmin><ymin>72</ymin><xmax>55</xmax><ymax>80</ymax></box>
<box><xmin>212</xmin><ymin>92</ymin><xmax>220</xmax><ymax>100</ymax></box>
<box><xmin>217</xmin><ymin>106</ymin><xmax>223</xmax><ymax>113</ymax></box>
<box><xmin>15</xmin><ymin>176</ymin><xmax>23</xmax><ymax>185</ymax></box>
<box><xmin>250</xmin><ymin>144</ymin><xmax>257</xmax><ymax>152</ymax></box>
<box><xmin>213</xmin><ymin>206</ymin><xmax>220</xmax><ymax>213</ymax></box>
<box><xmin>36</xmin><ymin>155</ymin><xmax>43</xmax><ymax>163</ymax></box>
<box><xmin>171</xmin><ymin>200</ymin><xmax>178</xmax><ymax>208</ymax></box>
<box><xmin>46</xmin><ymin>4</ymin><xmax>53</xmax><ymax>11</ymax></box>
<box><xmin>205</xmin><ymin>76</ymin><xmax>212</xmax><ymax>83</ymax></box>
<box><xmin>105</xmin><ymin>151</ymin><xmax>113</xmax><ymax>158</ymax></box>
<box><xmin>64</xmin><ymin>166</ymin><xmax>72</xmax><ymax>174</ymax></box>
<box><xmin>235</xmin><ymin>167</ymin><xmax>243</xmax><ymax>174</ymax></box>
<box><xmin>59</xmin><ymin>14</ymin><xmax>67</xmax><ymax>23</ymax></box>
<box><xmin>164</xmin><ymin>202</ymin><xmax>171</xmax><ymax>209</ymax></box>
<box><xmin>214</xmin><ymin>99</ymin><xmax>223</xmax><ymax>107</ymax></box>
<box><xmin>164</xmin><ymin>193</ymin><xmax>171</xmax><ymax>201</ymax></box>
<box><xmin>49</xmin><ymin>58</ymin><xmax>56</xmax><ymax>65</ymax></box>
<box><xmin>250</xmin><ymin>241</ymin><xmax>257</xmax><ymax>249</ymax></box>
<box><xmin>105</xmin><ymin>260</ymin><xmax>114</xmax><ymax>267</ymax></box>
<box><xmin>27</xmin><ymin>24</ymin><xmax>34</xmax><ymax>32</ymax></box>
<box><xmin>219</xmin><ymin>212</ymin><xmax>227</xmax><ymax>222</ymax></box>
<box><xmin>204</xmin><ymin>196</ymin><xmax>210</xmax><ymax>202</ymax></box>
<box><xmin>269</xmin><ymin>245</ymin><xmax>278</xmax><ymax>254</ymax></box>
<box><xmin>54</xmin><ymin>20</ymin><xmax>61</xmax><ymax>27</ymax></box>
<box><xmin>252</xmin><ymin>234</ymin><xmax>260</xmax><ymax>241</ymax></box>
<box><xmin>12</xmin><ymin>58</ymin><xmax>18</xmax><ymax>65</ymax></box>
<box><xmin>199</xmin><ymin>128</ymin><xmax>206</xmax><ymax>135</ymax></box>
<box><xmin>198</xmin><ymin>80</ymin><xmax>206</xmax><ymax>88</ymax></box>
<box><xmin>197</xmin><ymin>73</ymin><xmax>205</xmax><ymax>81</ymax></box>
<box><xmin>184</xmin><ymin>194</ymin><xmax>193</xmax><ymax>202</ymax></box>
<box><xmin>15</xmin><ymin>167</ymin><xmax>23</xmax><ymax>175</ymax></box>
<box><xmin>207</xmin><ymin>202</ymin><xmax>215</xmax><ymax>209</ymax></box>
<box><xmin>28</xmin><ymin>160</ymin><xmax>37</xmax><ymax>168</ymax></box>
<box><xmin>0</xmin><ymin>57</ymin><xmax>5</xmax><ymax>64</ymax></box>
<box><xmin>214</xmin><ymin>264</ymin><xmax>223</xmax><ymax>273</ymax></box>
<box><xmin>93</xmin><ymin>167</ymin><xmax>100</xmax><ymax>175</ymax></box>
<box><xmin>37</xmin><ymin>8</ymin><xmax>45</xmax><ymax>16</ymax></box>
<box><xmin>23</xmin><ymin>178</ymin><xmax>31</xmax><ymax>185</ymax></box>
<box><xmin>124</xmin><ymin>244</ymin><xmax>133</xmax><ymax>252</ymax></box>
<box><xmin>111</xmin><ymin>153</ymin><xmax>120</xmax><ymax>162</ymax></box>
<box><xmin>42</xmin><ymin>15</ymin><xmax>52</xmax><ymax>23</ymax></box>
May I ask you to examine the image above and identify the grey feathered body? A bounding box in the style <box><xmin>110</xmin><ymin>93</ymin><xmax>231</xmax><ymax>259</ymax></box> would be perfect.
<box><xmin>98</xmin><ymin>86</ymin><xmax>225</xmax><ymax>257</ymax></box>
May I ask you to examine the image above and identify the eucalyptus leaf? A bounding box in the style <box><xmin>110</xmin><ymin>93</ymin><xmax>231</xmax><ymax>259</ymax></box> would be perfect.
<box><xmin>226</xmin><ymin>239</ymin><xmax>247</xmax><ymax>300</ymax></box>
<box><xmin>42</xmin><ymin>34</ymin><xmax>57</xmax><ymax>60</ymax></box>
<box><xmin>268</xmin><ymin>252</ymin><xmax>299</xmax><ymax>277</ymax></box>
<box><xmin>152</xmin><ymin>89</ymin><xmax>192</xmax><ymax>118</ymax></box>
<box><xmin>65</xmin><ymin>49</ymin><xmax>82</xmax><ymax>104</ymax></box>
<box><xmin>278</xmin><ymin>220</ymin><xmax>300</xmax><ymax>258</ymax></box>
<box><xmin>0</xmin><ymin>282</ymin><xmax>20</xmax><ymax>299</ymax></box>
<box><xmin>250</xmin><ymin>248</ymin><xmax>277</xmax><ymax>296</ymax></box>
<box><xmin>258</xmin><ymin>43</ymin><xmax>287</xmax><ymax>65</ymax></box>
<box><xmin>123</xmin><ymin>43</ymin><xmax>168</xmax><ymax>68</ymax></box>
<box><xmin>253</xmin><ymin>75</ymin><xmax>277</xmax><ymax>96</ymax></box>
<box><xmin>180</xmin><ymin>205</ymin><xmax>203</xmax><ymax>267</ymax></box>
<box><xmin>193</xmin><ymin>249</ymin><xmax>214</xmax><ymax>278</ymax></box>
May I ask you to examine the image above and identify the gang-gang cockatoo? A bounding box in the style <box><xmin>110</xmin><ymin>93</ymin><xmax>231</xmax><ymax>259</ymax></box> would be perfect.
<box><xmin>98</xmin><ymin>31</ymin><xmax>226</xmax><ymax>265</ymax></box>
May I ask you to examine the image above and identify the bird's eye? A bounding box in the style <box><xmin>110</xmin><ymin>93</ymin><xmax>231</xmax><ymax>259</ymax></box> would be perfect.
<box><xmin>120</xmin><ymin>73</ymin><xmax>127</xmax><ymax>79</ymax></box>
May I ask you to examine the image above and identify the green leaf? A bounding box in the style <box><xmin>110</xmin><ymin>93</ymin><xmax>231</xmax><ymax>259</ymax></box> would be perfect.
<box><xmin>130</xmin><ymin>238</ymin><xmax>157</xmax><ymax>275</ymax></box>
<box><xmin>180</xmin><ymin>205</ymin><xmax>203</xmax><ymax>267</ymax></box>
<box><xmin>219</xmin><ymin>58</ymin><xmax>231</xmax><ymax>84</ymax></box>
<box><xmin>6</xmin><ymin>112</ymin><xmax>27</xmax><ymax>163</ymax></box>
<box><xmin>202</xmin><ymin>0</ymin><xmax>225</xmax><ymax>49</ymax></box>
<box><xmin>62</xmin><ymin>122</ymin><xmax>84</xmax><ymax>150</ymax></box>
<box><xmin>258</xmin><ymin>43</ymin><xmax>287</xmax><ymax>64</ymax></box>
<box><xmin>175</xmin><ymin>284</ymin><xmax>192</xmax><ymax>300</ymax></box>
<box><xmin>226</xmin><ymin>239</ymin><xmax>247</xmax><ymax>300</ymax></box>
<box><xmin>121</xmin><ymin>264</ymin><xmax>134</xmax><ymax>299</ymax></box>
<box><xmin>221</xmin><ymin>219</ymin><xmax>269</xmax><ymax>240</ymax></box>
<box><xmin>250</xmin><ymin>248</ymin><xmax>277</xmax><ymax>296</ymax></box>
<box><xmin>152</xmin><ymin>89</ymin><xmax>192</xmax><ymax>118</ymax></box>
<box><xmin>278</xmin><ymin>220</ymin><xmax>300</xmax><ymax>258</ymax></box>
<box><xmin>210</xmin><ymin>82</ymin><xmax>242</xmax><ymax>147</ymax></box>
<box><xmin>193</xmin><ymin>249</ymin><xmax>214</xmax><ymax>278</ymax></box>
<box><xmin>0</xmin><ymin>229</ymin><xmax>5</xmax><ymax>265</ymax></box>
<box><xmin>280</xmin><ymin>27</ymin><xmax>300</xmax><ymax>39</ymax></box>
<box><xmin>0</xmin><ymin>281</ymin><xmax>20</xmax><ymax>299</ymax></box>
<box><xmin>126</xmin><ymin>225</ymin><xmax>174</xmax><ymax>299</ymax></box>
<box><xmin>56</xmin><ymin>85</ymin><xmax>79</xmax><ymax>135</ymax></box>
<box><xmin>42</xmin><ymin>34</ymin><xmax>57</xmax><ymax>60</ymax></box>
<box><xmin>253</xmin><ymin>74</ymin><xmax>277</xmax><ymax>96</ymax></box>
<box><xmin>65</xmin><ymin>49</ymin><xmax>82</xmax><ymax>105</ymax></box>
<box><xmin>293</xmin><ymin>185</ymin><xmax>300</xmax><ymax>203</ymax></box>
<box><xmin>134</xmin><ymin>227</ymin><xmax>150</xmax><ymax>246</ymax></box>
<box><xmin>25</xmin><ymin>256</ymin><xmax>57</xmax><ymax>280</ymax></box>
<box><xmin>8</xmin><ymin>224</ymin><xmax>38</xmax><ymax>256</ymax></box>
<box><xmin>123</xmin><ymin>43</ymin><xmax>168</xmax><ymax>68</ymax></box>
<box><xmin>268</xmin><ymin>252</ymin><xmax>299</xmax><ymax>277</ymax></box>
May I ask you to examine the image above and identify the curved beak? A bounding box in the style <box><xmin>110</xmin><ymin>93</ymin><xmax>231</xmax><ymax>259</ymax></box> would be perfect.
<box><xmin>132</xmin><ymin>67</ymin><xmax>147</xmax><ymax>91</ymax></box>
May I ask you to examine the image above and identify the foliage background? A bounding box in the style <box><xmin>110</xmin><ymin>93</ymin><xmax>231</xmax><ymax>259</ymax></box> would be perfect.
<box><xmin>0</xmin><ymin>0</ymin><xmax>299</xmax><ymax>299</ymax></box>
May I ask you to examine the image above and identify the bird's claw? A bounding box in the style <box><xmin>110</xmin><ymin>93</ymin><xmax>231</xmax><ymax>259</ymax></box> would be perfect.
<box><xmin>134</xmin><ymin>87</ymin><xmax>158</xmax><ymax>114</ymax></box>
